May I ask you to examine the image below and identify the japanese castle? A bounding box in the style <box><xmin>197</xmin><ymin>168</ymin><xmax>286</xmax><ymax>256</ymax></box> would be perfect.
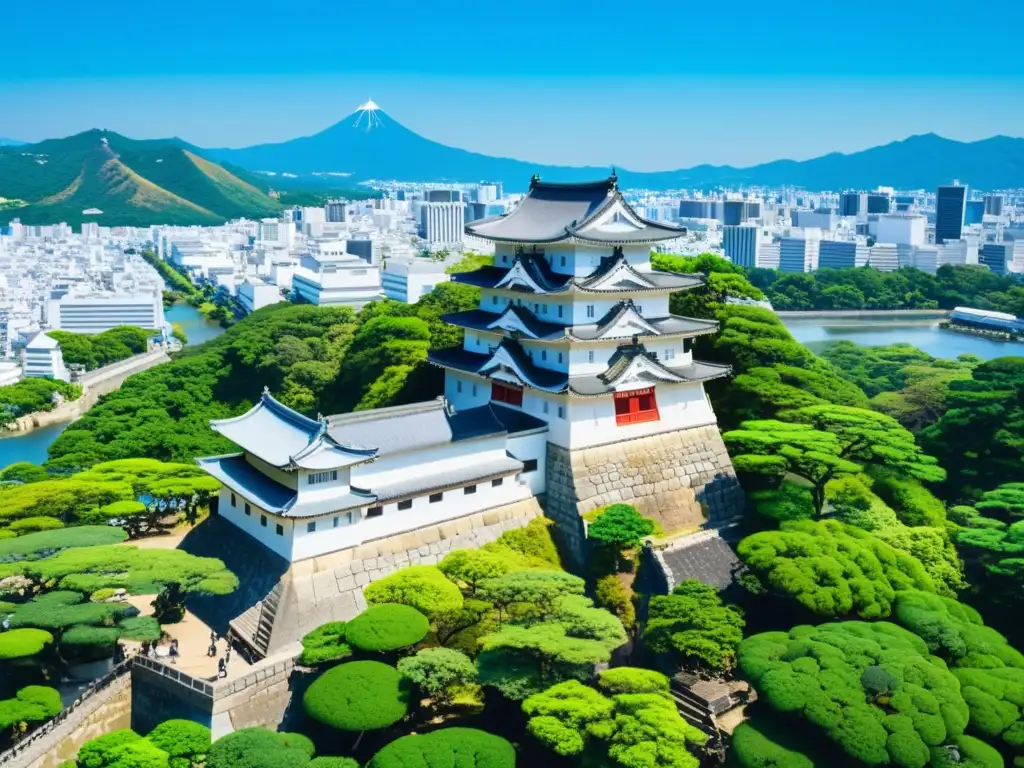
<box><xmin>198</xmin><ymin>174</ymin><xmax>737</xmax><ymax>565</ymax></box>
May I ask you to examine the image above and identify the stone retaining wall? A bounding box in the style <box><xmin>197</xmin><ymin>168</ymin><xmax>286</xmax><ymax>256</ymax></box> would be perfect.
<box><xmin>10</xmin><ymin>674</ymin><xmax>132</xmax><ymax>768</ymax></box>
<box><xmin>546</xmin><ymin>425</ymin><xmax>743</xmax><ymax>567</ymax></box>
<box><xmin>265</xmin><ymin>497</ymin><xmax>544</xmax><ymax>653</ymax></box>
<box><xmin>210</xmin><ymin>646</ymin><xmax>301</xmax><ymax>739</ymax></box>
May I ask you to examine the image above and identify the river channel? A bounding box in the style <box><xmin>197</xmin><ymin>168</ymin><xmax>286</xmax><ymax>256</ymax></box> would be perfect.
<box><xmin>0</xmin><ymin>304</ymin><xmax>226</xmax><ymax>470</ymax></box>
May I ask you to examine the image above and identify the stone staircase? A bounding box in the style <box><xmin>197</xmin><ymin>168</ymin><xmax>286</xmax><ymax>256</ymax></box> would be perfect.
<box><xmin>669</xmin><ymin>677</ymin><xmax>719</xmax><ymax>739</ymax></box>
<box><xmin>229</xmin><ymin>579</ymin><xmax>285</xmax><ymax>660</ymax></box>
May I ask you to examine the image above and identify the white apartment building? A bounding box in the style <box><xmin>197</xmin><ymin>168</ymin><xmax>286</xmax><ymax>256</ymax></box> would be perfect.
<box><xmin>237</xmin><ymin>279</ymin><xmax>284</xmax><ymax>315</ymax></box>
<box><xmin>292</xmin><ymin>242</ymin><xmax>381</xmax><ymax>308</ymax></box>
<box><xmin>258</xmin><ymin>219</ymin><xmax>297</xmax><ymax>250</ymax></box>
<box><xmin>0</xmin><ymin>361</ymin><xmax>22</xmax><ymax>388</ymax></box>
<box><xmin>779</xmin><ymin>230</ymin><xmax>821</xmax><ymax>272</ymax></box>
<box><xmin>867</xmin><ymin>244</ymin><xmax>900</xmax><ymax>272</ymax></box>
<box><xmin>23</xmin><ymin>332</ymin><xmax>69</xmax><ymax>381</ymax></box>
<box><xmin>419</xmin><ymin>191</ymin><xmax>465</xmax><ymax>246</ymax></box>
<box><xmin>50</xmin><ymin>291</ymin><xmax>164</xmax><ymax>333</ymax></box>
<box><xmin>381</xmin><ymin>258</ymin><xmax>451</xmax><ymax>303</ymax></box>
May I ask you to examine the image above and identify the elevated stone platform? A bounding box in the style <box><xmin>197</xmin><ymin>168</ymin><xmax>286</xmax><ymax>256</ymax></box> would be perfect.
<box><xmin>545</xmin><ymin>424</ymin><xmax>744</xmax><ymax>567</ymax></box>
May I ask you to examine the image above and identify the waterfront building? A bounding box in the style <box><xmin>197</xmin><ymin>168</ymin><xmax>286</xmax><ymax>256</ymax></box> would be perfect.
<box><xmin>936</xmin><ymin>184</ymin><xmax>967</xmax><ymax>244</ymax></box>
<box><xmin>419</xmin><ymin>190</ymin><xmax>465</xmax><ymax>246</ymax></box>
<box><xmin>779</xmin><ymin>232</ymin><xmax>820</xmax><ymax>272</ymax></box>
<box><xmin>722</xmin><ymin>224</ymin><xmax>759</xmax><ymax>268</ymax></box>
<box><xmin>50</xmin><ymin>290</ymin><xmax>164</xmax><ymax>333</ymax></box>
<box><xmin>22</xmin><ymin>331</ymin><xmax>69</xmax><ymax>381</ymax></box>
<box><xmin>876</xmin><ymin>213</ymin><xmax>926</xmax><ymax>246</ymax></box>
<box><xmin>237</xmin><ymin>279</ymin><xmax>284</xmax><ymax>315</ymax></box>
<box><xmin>381</xmin><ymin>257</ymin><xmax>450</xmax><ymax>303</ymax></box>
<box><xmin>950</xmin><ymin>306</ymin><xmax>1024</xmax><ymax>336</ymax></box>
<box><xmin>818</xmin><ymin>240</ymin><xmax>867</xmax><ymax>270</ymax></box>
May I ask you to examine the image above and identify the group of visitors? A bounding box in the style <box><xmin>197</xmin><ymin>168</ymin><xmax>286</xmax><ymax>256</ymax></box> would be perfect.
<box><xmin>208</xmin><ymin>631</ymin><xmax>232</xmax><ymax>678</ymax></box>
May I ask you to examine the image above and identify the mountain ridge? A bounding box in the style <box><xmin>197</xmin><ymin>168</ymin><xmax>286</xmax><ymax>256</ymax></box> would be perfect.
<box><xmin>203</xmin><ymin>109</ymin><xmax>1024</xmax><ymax>191</ymax></box>
<box><xmin>0</xmin><ymin>130</ymin><xmax>282</xmax><ymax>226</ymax></box>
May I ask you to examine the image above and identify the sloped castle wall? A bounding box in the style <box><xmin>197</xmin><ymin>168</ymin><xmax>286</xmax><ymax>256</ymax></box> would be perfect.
<box><xmin>545</xmin><ymin>424</ymin><xmax>744</xmax><ymax>567</ymax></box>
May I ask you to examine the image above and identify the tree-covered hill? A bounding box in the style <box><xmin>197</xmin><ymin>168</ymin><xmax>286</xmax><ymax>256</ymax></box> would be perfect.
<box><xmin>0</xmin><ymin>130</ymin><xmax>282</xmax><ymax>226</ymax></box>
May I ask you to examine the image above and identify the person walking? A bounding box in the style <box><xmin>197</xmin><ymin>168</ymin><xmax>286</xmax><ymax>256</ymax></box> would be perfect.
<box><xmin>217</xmin><ymin>657</ymin><xmax>227</xmax><ymax>678</ymax></box>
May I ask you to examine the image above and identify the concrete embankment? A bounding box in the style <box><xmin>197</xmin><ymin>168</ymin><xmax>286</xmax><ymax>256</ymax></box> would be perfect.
<box><xmin>3</xmin><ymin>349</ymin><xmax>172</xmax><ymax>434</ymax></box>
<box><xmin>775</xmin><ymin>309</ymin><xmax>949</xmax><ymax>320</ymax></box>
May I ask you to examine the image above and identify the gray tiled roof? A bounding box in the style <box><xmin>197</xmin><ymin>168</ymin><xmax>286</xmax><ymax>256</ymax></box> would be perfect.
<box><xmin>442</xmin><ymin>306</ymin><xmax>568</xmax><ymax>341</ymax></box>
<box><xmin>467</xmin><ymin>179</ymin><xmax>614</xmax><ymax>243</ymax></box>
<box><xmin>371</xmin><ymin>454</ymin><xmax>524</xmax><ymax>502</ymax></box>
<box><xmin>197</xmin><ymin>454</ymin><xmax>297</xmax><ymax>513</ymax></box>
<box><xmin>656</xmin><ymin>530</ymin><xmax>744</xmax><ymax>592</ymax></box>
<box><xmin>568</xmin><ymin>358</ymin><xmax>732</xmax><ymax>397</ymax></box>
<box><xmin>428</xmin><ymin>341</ymin><xmax>568</xmax><ymax>392</ymax></box>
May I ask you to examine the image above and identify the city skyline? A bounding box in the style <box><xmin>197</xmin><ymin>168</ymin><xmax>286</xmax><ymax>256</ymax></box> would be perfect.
<box><xmin>3</xmin><ymin>0</ymin><xmax>1024</xmax><ymax>170</ymax></box>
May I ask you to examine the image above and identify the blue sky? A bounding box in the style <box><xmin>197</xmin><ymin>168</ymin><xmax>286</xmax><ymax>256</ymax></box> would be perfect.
<box><xmin>3</xmin><ymin>0</ymin><xmax>1022</xmax><ymax>171</ymax></box>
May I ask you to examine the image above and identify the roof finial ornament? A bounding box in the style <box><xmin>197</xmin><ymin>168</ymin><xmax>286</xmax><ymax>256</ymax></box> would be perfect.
<box><xmin>610</xmin><ymin>167</ymin><xmax>618</xmax><ymax>187</ymax></box>
<box><xmin>529</xmin><ymin>173</ymin><xmax>541</xmax><ymax>189</ymax></box>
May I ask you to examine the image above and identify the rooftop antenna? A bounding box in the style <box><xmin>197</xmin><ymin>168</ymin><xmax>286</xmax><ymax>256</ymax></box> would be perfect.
<box><xmin>353</xmin><ymin>99</ymin><xmax>383</xmax><ymax>131</ymax></box>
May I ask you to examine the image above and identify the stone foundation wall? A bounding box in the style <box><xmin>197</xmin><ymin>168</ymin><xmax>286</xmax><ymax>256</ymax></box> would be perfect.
<box><xmin>266</xmin><ymin>497</ymin><xmax>544</xmax><ymax>653</ymax></box>
<box><xmin>210</xmin><ymin>646</ymin><xmax>300</xmax><ymax>739</ymax></box>
<box><xmin>546</xmin><ymin>424</ymin><xmax>743</xmax><ymax>567</ymax></box>
<box><xmin>13</xmin><ymin>674</ymin><xmax>132</xmax><ymax>768</ymax></box>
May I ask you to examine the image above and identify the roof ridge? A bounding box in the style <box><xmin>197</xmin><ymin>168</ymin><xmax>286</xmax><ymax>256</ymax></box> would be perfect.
<box><xmin>327</xmin><ymin>396</ymin><xmax>445</xmax><ymax>425</ymax></box>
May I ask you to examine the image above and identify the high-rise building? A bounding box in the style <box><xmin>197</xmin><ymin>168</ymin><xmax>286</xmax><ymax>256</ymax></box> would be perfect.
<box><xmin>866</xmin><ymin>194</ymin><xmax>891</xmax><ymax>214</ymax></box>
<box><xmin>840</xmin><ymin>192</ymin><xmax>864</xmax><ymax>217</ymax></box>
<box><xmin>722</xmin><ymin>225</ymin><xmax>759</xmax><ymax>268</ymax></box>
<box><xmin>935</xmin><ymin>184</ymin><xmax>967</xmax><ymax>244</ymax></box>
<box><xmin>984</xmin><ymin>195</ymin><xmax>1004</xmax><ymax>217</ymax></box>
<box><xmin>757</xmin><ymin>241</ymin><xmax>781</xmax><ymax>269</ymax></box>
<box><xmin>419</xmin><ymin>190</ymin><xmax>465</xmax><ymax>246</ymax></box>
<box><xmin>867</xmin><ymin>244</ymin><xmax>900</xmax><ymax>272</ymax></box>
<box><xmin>818</xmin><ymin>240</ymin><xmax>867</xmax><ymax>270</ymax></box>
<box><xmin>965</xmin><ymin>201</ymin><xmax>985</xmax><ymax>226</ymax></box>
<box><xmin>325</xmin><ymin>199</ymin><xmax>347</xmax><ymax>223</ymax></box>
<box><xmin>52</xmin><ymin>291</ymin><xmax>164</xmax><ymax>333</ymax></box>
<box><xmin>792</xmin><ymin>209</ymin><xmax>837</xmax><ymax>231</ymax></box>
<box><xmin>980</xmin><ymin>243</ymin><xmax>1015</xmax><ymax>276</ymax></box>
<box><xmin>779</xmin><ymin>232</ymin><xmax>820</xmax><ymax>273</ymax></box>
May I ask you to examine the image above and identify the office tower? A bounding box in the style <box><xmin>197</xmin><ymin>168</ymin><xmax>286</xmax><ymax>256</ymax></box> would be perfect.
<box><xmin>876</xmin><ymin>214</ymin><xmax>926</xmax><ymax>246</ymax></box>
<box><xmin>722</xmin><ymin>225</ymin><xmax>759</xmax><ymax>268</ymax></box>
<box><xmin>53</xmin><ymin>292</ymin><xmax>164</xmax><ymax>333</ymax></box>
<box><xmin>965</xmin><ymin>201</ymin><xmax>985</xmax><ymax>225</ymax></box>
<box><xmin>678</xmin><ymin>200</ymin><xmax>715</xmax><ymax>219</ymax></box>
<box><xmin>325</xmin><ymin>199</ymin><xmax>347</xmax><ymax>223</ymax></box>
<box><xmin>818</xmin><ymin>241</ymin><xmax>867</xmax><ymax>270</ymax></box>
<box><xmin>980</xmin><ymin>243</ymin><xmax>1014</xmax><ymax>276</ymax></box>
<box><xmin>419</xmin><ymin>190</ymin><xmax>465</xmax><ymax>245</ymax></box>
<box><xmin>757</xmin><ymin>241</ymin><xmax>781</xmax><ymax>269</ymax></box>
<box><xmin>721</xmin><ymin>201</ymin><xmax>745</xmax><ymax>226</ymax></box>
<box><xmin>840</xmin><ymin>192</ymin><xmax>865</xmax><ymax>217</ymax></box>
<box><xmin>346</xmin><ymin>239</ymin><xmax>374</xmax><ymax>265</ymax></box>
<box><xmin>866</xmin><ymin>194</ymin><xmax>891</xmax><ymax>214</ymax></box>
<box><xmin>936</xmin><ymin>184</ymin><xmax>967</xmax><ymax>244</ymax></box>
<box><xmin>984</xmin><ymin>195</ymin><xmax>1004</xmax><ymax>217</ymax></box>
<box><xmin>779</xmin><ymin>233</ymin><xmax>820</xmax><ymax>273</ymax></box>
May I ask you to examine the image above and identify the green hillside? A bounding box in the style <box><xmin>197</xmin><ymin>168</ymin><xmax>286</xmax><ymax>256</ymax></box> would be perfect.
<box><xmin>0</xmin><ymin>130</ymin><xmax>282</xmax><ymax>226</ymax></box>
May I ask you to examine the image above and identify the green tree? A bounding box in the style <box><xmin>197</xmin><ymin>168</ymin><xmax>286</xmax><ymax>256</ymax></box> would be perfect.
<box><xmin>146</xmin><ymin>720</ymin><xmax>211</xmax><ymax>768</ymax></box>
<box><xmin>0</xmin><ymin>629</ymin><xmax>54</xmax><ymax>660</ymax></box>
<box><xmin>0</xmin><ymin>526</ymin><xmax>127</xmax><ymax>563</ymax></box>
<box><xmin>477</xmin><ymin>570</ymin><xmax>585</xmax><ymax>625</ymax></box>
<box><xmin>645</xmin><ymin>580</ymin><xmax>745</xmax><ymax>673</ymax></box>
<box><xmin>362</xmin><ymin>565</ymin><xmax>463</xmax><ymax>619</ymax></box>
<box><xmin>344</xmin><ymin>604</ymin><xmax>429</xmax><ymax>653</ymax></box>
<box><xmin>366</xmin><ymin>728</ymin><xmax>514</xmax><ymax>768</ymax></box>
<box><xmin>76</xmin><ymin>729</ymin><xmax>169</xmax><ymax>768</ymax></box>
<box><xmin>587</xmin><ymin>504</ymin><xmax>655</xmax><ymax>550</ymax></box>
<box><xmin>396</xmin><ymin>647</ymin><xmax>477</xmax><ymax>706</ymax></box>
<box><xmin>737</xmin><ymin>519</ymin><xmax>934</xmax><ymax>619</ymax></box>
<box><xmin>739</xmin><ymin>622</ymin><xmax>970</xmax><ymax>767</ymax></box>
<box><xmin>298</xmin><ymin>622</ymin><xmax>351</xmax><ymax>666</ymax></box>
<box><xmin>206</xmin><ymin>728</ymin><xmax>315</xmax><ymax>768</ymax></box>
<box><xmin>729</xmin><ymin>718</ymin><xmax>817</xmax><ymax>768</ymax></box>
<box><xmin>302</xmin><ymin>661</ymin><xmax>409</xmax><ymax>735</ymax></box>
<box><xmin>522</xmin><ymin>668</ymin><xmax>707</xmax><ymax>768</ymax></box>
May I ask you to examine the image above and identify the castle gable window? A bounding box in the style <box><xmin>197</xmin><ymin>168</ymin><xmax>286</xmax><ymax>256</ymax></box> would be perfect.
<box><xmin>491</xmin><ymin>382</ymin><xmax>523</xmax><ymax>407</ymax></box>
<box><xmin>614</xmin><ymin>387</ymin><xmax>660</xmax><ymax>426</ymax></box>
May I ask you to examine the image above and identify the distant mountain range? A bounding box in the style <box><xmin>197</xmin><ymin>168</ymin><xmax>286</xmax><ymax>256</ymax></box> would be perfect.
<box><xmin>204</xmin><ymin>107</ymin><xmax>1024</xmax><ymax>191</ymax></box>
<box><xmin>2</xmin><ymin>107</ymin><xmax>1023</xmax><ymax>227</ymax></box>
<box><xmin>0</xmin><ymin>138</ymin><xmax>24</xmax><ymax>147</ymax></box>
<box><xmin>0</xmin><ymin>130</ymin><xmax>281</xmax><ymax>226</ymax></box>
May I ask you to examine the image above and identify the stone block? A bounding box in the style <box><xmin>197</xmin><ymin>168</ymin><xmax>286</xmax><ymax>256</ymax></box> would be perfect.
<box><xmin>355</xmin><ymin>571</ymin><xmax>370</xmax><ymax>587</ymax></box>
<box><xmin>350</xmin><ymin>559</ymin><xmax>365</xmax><ymax>574</ymax></box>
<box><xmin>336</xmin><ymin>574</ymin><xmax>356</xmax><ymax>592</ymax></box>
<box><xmin>438</xmin><ymin>521</ymin><xmax>459</xmax><ymax>540</ymax></box>
<box><xmin>311</xmin><ymin>570</ymin><xmax>339</xmax><ymax>602</ymax></box>
<box><xmin>419</xmin><ymin>527</ymin><xmax>441</xmax><ymax>545</ymax></box>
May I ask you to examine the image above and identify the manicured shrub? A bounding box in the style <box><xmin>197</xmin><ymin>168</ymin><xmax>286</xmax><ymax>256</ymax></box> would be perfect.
<box><xmin>594</xmin><ymin>575</ymin><xmax>635</xmax><ymax>630</ymax></box>
<box><xmin>307</xmin><ymin>759</ymin><xmax>358</xmax><ymax>768</ymax></box>
<box><xmin>367</xmin><ymin>727</ymin><xmax>515</xmax><ymax>768</ymax></box>
<box><xmin>597</xmin><ymin>667</ymin><xmax>669</xmax><ymax>695</ymax></box>
<box><xmin>0</xmin><ymin>686</ymin><xmax>62</xmax><ymax>730</ymax></box>
<box><xmin>344</xmin><ymin>604</ymin><xmax>428</xmax><ymax>653</ymax></box>
<box><xmin>303</xmin><ymin>661</ymin><xmax>409</xmax><ymax>732</ymax></box>
<box><xmin>645</xmin><ymin>580</ymin><xmax>744</xmax><ymax>673</ymax></box>
<box><xmin>299</xmin><ymin>621</ymin><xmax>351</xmax><ymax>666</ymax></box>
<box><xmin>439</xmin><ymin>548</ymin><xmax>536</xmax><ymax>593</ymax></box>
<box><xmin>397</xmin><ymin>647</ymin><xmax>476</xmax><ymax>705</ymax></box>
<box><xmin>587</xmin><ymin>504</ymin><xmax>655</xmax><ymax>550</ymax></box>
<box><xmin>118</xmin><ymin>616</ymin><xmax>163</xmax><ymax>643</ymax></box>
<box><xmin>739</xmin><ymin>622</ymin><xmax>969</xmax><ymax>766</ymax></box>
<box><xmin>77</xmin><ymin>729</ymin><xmax>148</xmax><ymax>768</ymax></box>
<box><xmin>730</xmin><ymin>718</ymin><xmax>816</xmax><ymax>768</ymax></box>
<box><xmin>0</xmin><ymin>525</ymin><xmax>127</xmax><ymax>563</ymax></box>
<box><xmin>0</xmin><ymin>628</ymin><xmax>54</xmax><ymax>659</ymax></box>
<box><xmin>147</xmin><ymin>719</ymin><xmax>211</xmax><ymax>768</ymax></box>
<box><xmin>362</xmin><ymin>565</ymin><xmax>463</xmax><ymax>618</ymax></box>
<box><xmin>206</xmin><ymin>727</ymin><xmax>314</xmax><ymax>768</ymax></box>
<box><xmin>8</xmin><ymin>517</ymin><xmax>65</xmax><ymax>535</ymax></box>
<box><xmin>485</xmin><ymin>517</ymin><xmax>561</xmax><ymax>567</ymax></box>
<box><xmin>61</xmin><ymin>626</ymin><xmax>122</xmax><ymax>656</ymax></box>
